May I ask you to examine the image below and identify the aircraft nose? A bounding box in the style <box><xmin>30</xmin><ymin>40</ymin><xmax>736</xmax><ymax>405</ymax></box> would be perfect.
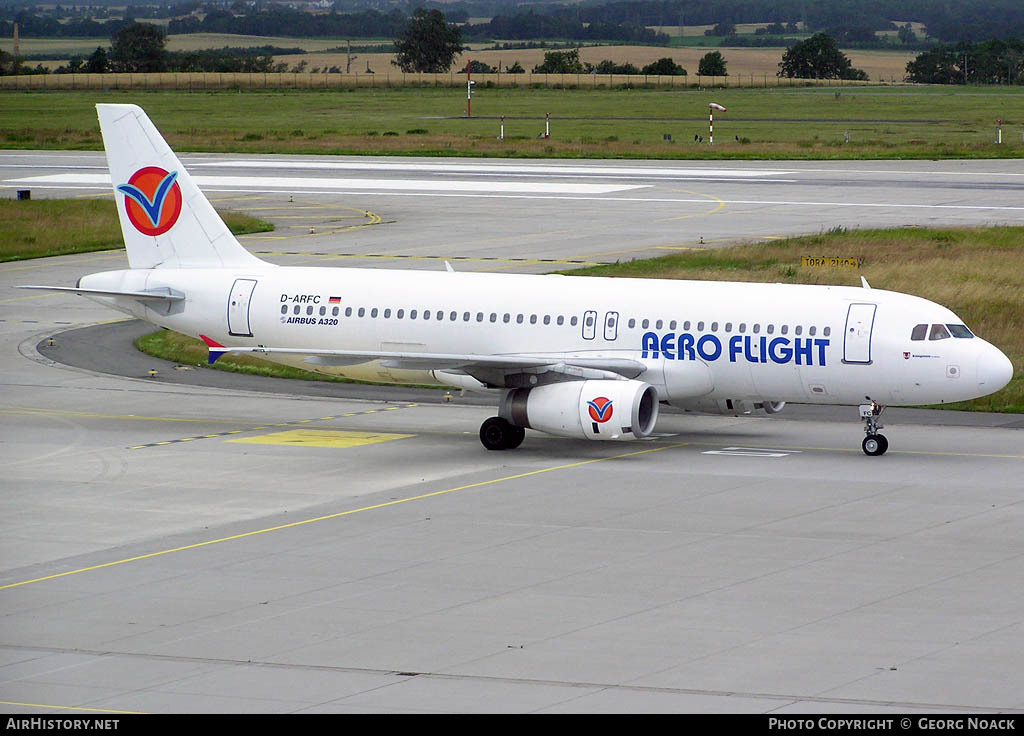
<box><xmin>977</xmin><ymin>345</ymin><xmax>1013</xmax><ymax>393</ymax></box>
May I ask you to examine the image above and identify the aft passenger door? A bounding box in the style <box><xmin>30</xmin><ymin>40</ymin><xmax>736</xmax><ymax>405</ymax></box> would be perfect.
<box><xmin>227</xmin><ymin>278</ymin><xmax>257</xmax><ymax>337</ymax></box>
<box><xmin>843</xmin><ymin>303</ymin><xmax>876</xmax><ymax>364</ymax></box>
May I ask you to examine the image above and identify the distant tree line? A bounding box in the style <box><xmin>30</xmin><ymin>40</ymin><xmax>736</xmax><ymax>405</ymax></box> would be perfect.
<box><xmin>167</xmin><ymin>8</ymin><xmax>407</xmax><ymax>38</ymax></box>
<box><xmin>906</xmin><ymin>38</ymin><xmax>1024</xmax><ymax>84</ymax></box>
<box><xmin>463</xmin><ymin>12</ymin><xmax>669</xmax><ymax>45</ymax></box>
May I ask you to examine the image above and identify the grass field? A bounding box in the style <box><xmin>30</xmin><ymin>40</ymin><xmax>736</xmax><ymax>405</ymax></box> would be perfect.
<box><xmin>1</xmin><ymin>37</ymin><xmax>916</xmax><ymax>82</ymax></box>
<box><xmin>0</xmin><ymin>199</ymin><xmax>273</xmax><ymax>261</ymax></box>
<box><xmin>2</xmin><ymin>86</ymin><xmax>1022</xmax><ymax>159</ymax></box>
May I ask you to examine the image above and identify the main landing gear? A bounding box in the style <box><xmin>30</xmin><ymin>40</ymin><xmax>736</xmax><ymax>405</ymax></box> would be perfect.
<box><xmin>859</xmin><ymin>399</ymin><xmax>888</xmax><ymax>456</ymax></box>
<box><xmin>480</xmin><ymin>417</ymin><xmax>526</xmax><ymax>451</ymax></box>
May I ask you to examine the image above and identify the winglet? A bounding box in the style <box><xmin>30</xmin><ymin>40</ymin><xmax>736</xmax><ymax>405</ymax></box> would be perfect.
<box><xmin>199</xmin><ymin>334</ymin><xmax>227</xmax><ymax>365</ymax></box>
<box><xmin>861</xmin><ymin>276</ymin><xmax>871</xmax><ymax>289</ymax></box>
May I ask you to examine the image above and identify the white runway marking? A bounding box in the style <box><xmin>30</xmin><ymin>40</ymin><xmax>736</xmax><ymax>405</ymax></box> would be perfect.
<box><xmin>9</xmin><ymin>173</ymin><xmax>646</xmax><ymax>195</ymax></box>
<box><xmin>9</xmin><ymin>178</ymin><xmax>1024</xmax><ymax>213</ymax></box>
<box><xmin>192</xmin><ymin>160</ymin><xmax>797</xmax><ymax>178</ymax></box>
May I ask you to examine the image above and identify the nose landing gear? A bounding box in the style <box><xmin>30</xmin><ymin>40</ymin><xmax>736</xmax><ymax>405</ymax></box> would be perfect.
<box><xmin>859</xmin><ymin>400</ymin><xmax>888</xmax><ymax>456</ymax></box>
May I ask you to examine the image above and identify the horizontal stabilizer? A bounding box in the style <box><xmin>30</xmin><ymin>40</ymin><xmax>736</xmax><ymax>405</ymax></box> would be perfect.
<box><xmin>199</xmin><ymin>334</ymin><xmax>228</xmax><ymax>365</ymax></box>
<box><xmin>17</xmin><ymin>285</ymin><xmax>185</xmax><ymax>301</ymax></box>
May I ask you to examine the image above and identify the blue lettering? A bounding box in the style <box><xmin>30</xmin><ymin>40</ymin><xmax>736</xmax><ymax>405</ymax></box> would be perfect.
<box><xmin>794</xmin><ymin>338</ymin><xmax>813</xmax><ymax>366</ymax></box>
<box><xmin>759</xmin><ymin>336</ymin><xmax>768</xmax><ymax>363</ymax></box>
<box><xmin>769</xmin><ymin>337</ymin><xmax>793</xmax><ymax>364</ymax></box>
<box><xmin>697</xmin><ymin>334</ymin><xmax>722</xmax><ymax>362</ymax></box>
<box><xmin>679</xmin><ymin>333</ymin><xmax>695</xmax><ymax>360</ymax></box>
<box><xmin>660</xmin><ymin>333</ymin><xmax>676</xmax><ymax>360</ymax></box>
<box><xmin>729</xmin><ymin>335</ymin><xmax>743</xmax><ymax>363</ymax></box>
<box><xmin>641</xmin><ymin>332</ymin><xmax>659</xmax><ymax>359</ymax></box>
<box><xmin>815</xmin><ymin>338</ymin><xmax>830</xmax><ymax>366</ymax></box>
<box><xmin>744</xmin><ymin>335</ymin><xmax>757</xmax><ymax>363</ymax></box>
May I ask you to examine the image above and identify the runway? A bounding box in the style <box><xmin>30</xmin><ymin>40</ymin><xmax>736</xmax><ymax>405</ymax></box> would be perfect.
<box><xmin>1</xmin><ymin>153</ymin><xmax>1023</xmax><ymax>713</ymax></box>
<box><xmin>4</xmin><ymin>152</ymin><xmax>1024</xmax><ymax>272</ymax></box>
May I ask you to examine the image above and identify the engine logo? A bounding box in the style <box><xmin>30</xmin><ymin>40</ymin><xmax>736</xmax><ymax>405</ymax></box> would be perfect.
<box><xmin>117</xmin><ymin>166</ymin><xmax>182</xmax><ymax>236</ymax></box>
<box><xmin>587</xmin><ymin>396</ymin><xmax>614</xmax><ymax>423</ymax></box>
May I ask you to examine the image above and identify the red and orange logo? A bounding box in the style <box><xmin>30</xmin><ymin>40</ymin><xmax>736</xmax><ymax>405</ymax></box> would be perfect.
<box><xmin>117</xmin><ymin>166</ymin><xmax>182</xmax><ymax>236</ymax></box>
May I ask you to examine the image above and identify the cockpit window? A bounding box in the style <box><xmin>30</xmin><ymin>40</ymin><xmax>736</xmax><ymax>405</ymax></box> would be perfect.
<box><xmin>929</xmin><ymin>324</ymin><xmax>951</xmax><ymax>341</ymax></box>
<box><xmin>911</xmin><ymin>324</ymin><xmax>927</xmax><ymax>341</ymax></box>
<box><xmin>947</xmin><ymin>324</ymin><xmax>974</xmax><ymax>339</ymax></box>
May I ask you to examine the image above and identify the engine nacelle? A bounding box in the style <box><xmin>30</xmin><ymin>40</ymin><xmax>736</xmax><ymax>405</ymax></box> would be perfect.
<box><xmin>500</xmin><ymin>379</ymin><xmax>659</xmax><ymax>440</ymax></box>
<box><xmin>672</xmin><ymin>399</ymin><xmax>786</xmax><ymax>416</ymax></box>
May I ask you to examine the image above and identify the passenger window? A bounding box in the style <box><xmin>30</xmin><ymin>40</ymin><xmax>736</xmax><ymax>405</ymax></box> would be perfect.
<box><xmin>669</xmin><ymin>320</ymin><xmax>677</xmax><ymax>330</ymax></box>
<box><xmin>767</xmin><ymin>324</ymin><xmax>775</xmax><ymax>334</ymax></box>
<box><xmin>319</xmin><ymin>306</ymin><xmax>326</xmax><ymax>316</ymax></box>
<box><xmin>725</xmin><ymin>322</ymin><xmax>732</xmax><ymax>332</ymax></box>
<box><xmin>503</xmin><ymin>313</ymin><xmax>510</xmax><ymax>323</ymax></box>
<box><xmin>383</xmin><ymin>308</ymin><xmax>390</xmax><ymax>318</ymax></box>
<box><xmin>655</xmin><ymin>319</ymin><xmax>663</xmax><ymax>329</ymax></box>
<box><xmin>345</xmin><ymin>307</ymin><xmax>352</xmax><ymax>317</ymax></box>
<box><xmin>423</xmin><ymin>310</ymin><xmax>430</xmax><ymax>320</ymax></box>
<box><xmin>641</xmin><ymin>319</ymin><xmax>649</xmax><ymax>329</ymax></box>
<box><xmin>463</xmin><ymin>312</ymin><xmax>470</xmax><ymax>321</ymax></box>
<box><xmin>753</xmin><ymin>324</ymin><xmax>760</xmax><ymax>334</ymax></box>
<box><xmin>795</xmin><ymin>326</ymin><xmax>802</xmax><ymax>335</ymax></box>
<box><xmin>450</xmin><ymin>311</ymin><xmax>457</xmax><ymax>321</ymax></box>
<box><xmin>947</xmin><ymin>324</ymin><xmax>974</xmax><ymax>339</ymax></box>
<box><xmin>697</xmin><ymin>321</ymin><xmax>704</xmax><ymax>331</ymax></box>
<box><xmin>809</xmin><ymin>326</ymin><xmax>816</xmax><ymax>336</ymax></box>
<box><xmin>684</xmin><ymin>321</ymin><xmax>691</xmax><ymax>331</ymax></box>
<box><xmin>357</xmin><ymin>307</ymin><xmax>365</xmax><ymax>317</ymax></box>
<box><xmin>822</xmin><ymin>326</ymin><xmax>829</xmax><ymax>336</ymax></box>
<box><xmin>306</xmin><ymin>306</ymin><xmax>314</xmax><ymax>315</ymax></box>
<box><xmin>543</xmin><ymin>315</ymin><xmax>551</xmax><ymax>325</ymax></box>
<box><xmin>397</xmin><ymin>309</ymin><xmax>404</xmax><ymax>319</ymax></box>
<box><xmin>517</xmin><ymin>314</ymin><xmax>524</xmax><ymax>324</ymax></box>
<box><xmin>557</xmin><ymin>316</ymin><xmax>564</xmax><ymax>325</ymax></box>
<box><xmin>570</xmin><ymin>316</ymin><xmax>578</xmax><ymax>326</ymax></box>
<box><xmin>738</xmin><ymin>323</ymin><xmax>746</xmax><ymax>333</ymax></box>
<box><xmin>281</xmin><ymin>305</ymin><xmax>288</xmax><ymax>315</ymax></box>
<box><xmin>929</xmin><ymin>324</ymin><xmax>951</xmax><ymax>340</ymax></box>
<box><xmin>371</xmin><ymin>308</ymin><xmax>378</xmax><ymax>318</ymax></box>
<box><xmin>711</xmin><ymin>322</ymin><xmax>718</xmax><ymax>331</ymax></box>
<box><xmin>437</xmin><ymin>311</ymin><xmax>444</xmax><ymax>321</ymax></box>
<box><xmin>476</xmin><ymin>312</ymin><xmax>484</xmax><ymax>322</ymax></box>
<box><xmin>410</xmin><ymin>310</ymin><xmax>418</xmax><ymax>319</ymax></box>
<box><xmin>529</xmin><ymin>315</ymin><xmax>537</xmax><ymax>324</ymax></box>
<box><xmin>628</xmin><ymin>318</ymin><xmax>636</xmax><ymax>329</ymax></box>
<box><xmin>781</xmin><ymin>325</ymin><xmax>788</xmax><ymax>335</ymax></box>
<box><xmin>490</xmin><ymin>313</ymin><xmax>497</xmax><ymax>323</ymax></box>
<box><xmin>333</xmin><ymin>307</ymin><xmax>340</xmax><ymax>317</ymax></box>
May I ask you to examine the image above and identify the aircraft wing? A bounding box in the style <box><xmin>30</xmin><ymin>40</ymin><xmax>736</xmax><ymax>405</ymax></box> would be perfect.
<box><xmin>199</xmin><ymin>336</ymin><xmax>647</xmax><ymax>384</ymax></box>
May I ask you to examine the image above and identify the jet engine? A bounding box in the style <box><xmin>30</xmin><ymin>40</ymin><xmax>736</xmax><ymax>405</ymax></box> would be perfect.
<box><xmin>500</xmin><ymin>379</ymin><xmax>659</xmax><ymax>440</ymax></box>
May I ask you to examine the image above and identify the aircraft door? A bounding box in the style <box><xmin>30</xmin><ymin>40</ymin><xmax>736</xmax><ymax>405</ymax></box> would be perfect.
<box><xmin>603</xmin><ymin>311</ymin><xmax>619</xmax><ymax>341</ymax></box>
<box><xmin>582</xmin><ymin>310</ymin><xmax>597</xmax><ymax>340</ymax></box>
<box><xmin>843</xmin><ymin>303</ymin><xmax>876</xmax><ymax>364</ymax></box>
<box><xmin>227</xmin><ymin>278</ymin><xmax>257</xmax><ymax>337</ymax></box>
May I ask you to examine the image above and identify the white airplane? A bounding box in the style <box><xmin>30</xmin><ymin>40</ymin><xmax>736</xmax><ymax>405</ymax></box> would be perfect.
<box><xmin>20</xmin><ymin>104</ymin><xmax>1014</xmax><ymax>455</ymax></box>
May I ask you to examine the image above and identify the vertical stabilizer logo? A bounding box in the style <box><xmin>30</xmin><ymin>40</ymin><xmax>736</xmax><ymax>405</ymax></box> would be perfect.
<box><xmin>587</xmin><ymin>397</ymin><xmax>614</xmax><ymax>423</ymax></box>
<box><xmin>117</xmin><ymin>167</ymin><xmax>182</xmax><ymax>236</ymax></box>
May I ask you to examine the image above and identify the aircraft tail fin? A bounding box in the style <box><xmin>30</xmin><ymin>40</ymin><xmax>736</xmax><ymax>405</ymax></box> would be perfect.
<box><xmin>97</xmin><ymin>104</ymin><xmax>266</xmax><ymax>271</ymax></box>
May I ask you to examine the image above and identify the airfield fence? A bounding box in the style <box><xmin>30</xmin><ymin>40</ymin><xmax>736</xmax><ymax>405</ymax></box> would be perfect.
<box><xmin>0</xmin><ymin>71</ymin><xmax>885</xmax><ymax>91</ymax></box>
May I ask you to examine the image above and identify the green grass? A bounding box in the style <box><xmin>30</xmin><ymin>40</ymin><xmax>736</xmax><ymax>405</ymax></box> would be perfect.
<box><xmin>1</xmin><ymin>86</ymin><xmax>1022</xmax><ymax>159</ymax></box>
<box><xmin>134</xmin><ymin>328</ymin><xmax>439</xmax><ymax>388</ymax></box>
<box><xmin>567</xmin><ymin>225</ymin><xmax>1024</xmax><ymax>413</ymax></box>
<box><xmin>0</xmin><ymin>198</ymin><xmax>274</xmax><ymax>261</ymax></box>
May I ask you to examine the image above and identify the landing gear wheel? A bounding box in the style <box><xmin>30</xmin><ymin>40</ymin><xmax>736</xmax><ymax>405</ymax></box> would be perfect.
<box><xmin>480</xmin><ymin>417</ymin><xmax>525</xmax><ymax>451</ymax></box>
<box><xmin>862</xmin><ymin>433</ymin><xmax>889</xmax><ymax>456</ymax></box>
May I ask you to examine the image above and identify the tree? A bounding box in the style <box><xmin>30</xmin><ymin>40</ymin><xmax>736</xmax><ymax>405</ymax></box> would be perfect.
<box><xmin>698</xmin><ymin>51</ymin><xmax>728</xmax><ymax>76</ymax></box>
<box><xmin>392</xmin><ymin>9</ymin><xmax>464</xmax><ymax>73</ymax></box>
<box><xmin>641</xmin><ymin>57</ymin><xmax>687</xmax><ymax>76</ymax></box>
<box><xmin>83</xmin><ymin>46</ymin><xmax>108</xmax><ymax>74</ymax></box>
<box><xmin>778</xmin><ymin>33</ymin><xmax>868</xmax><ymax>80</ymax></box>
<box><xmin>109</xmin><ymin>22</ymin><xmax>167</xmax><ymax>73</ymax></box>
<box><xmin>533</xmin><ymin>49</ymin><xmax>586</xmax><ymax>74</ymax></box>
